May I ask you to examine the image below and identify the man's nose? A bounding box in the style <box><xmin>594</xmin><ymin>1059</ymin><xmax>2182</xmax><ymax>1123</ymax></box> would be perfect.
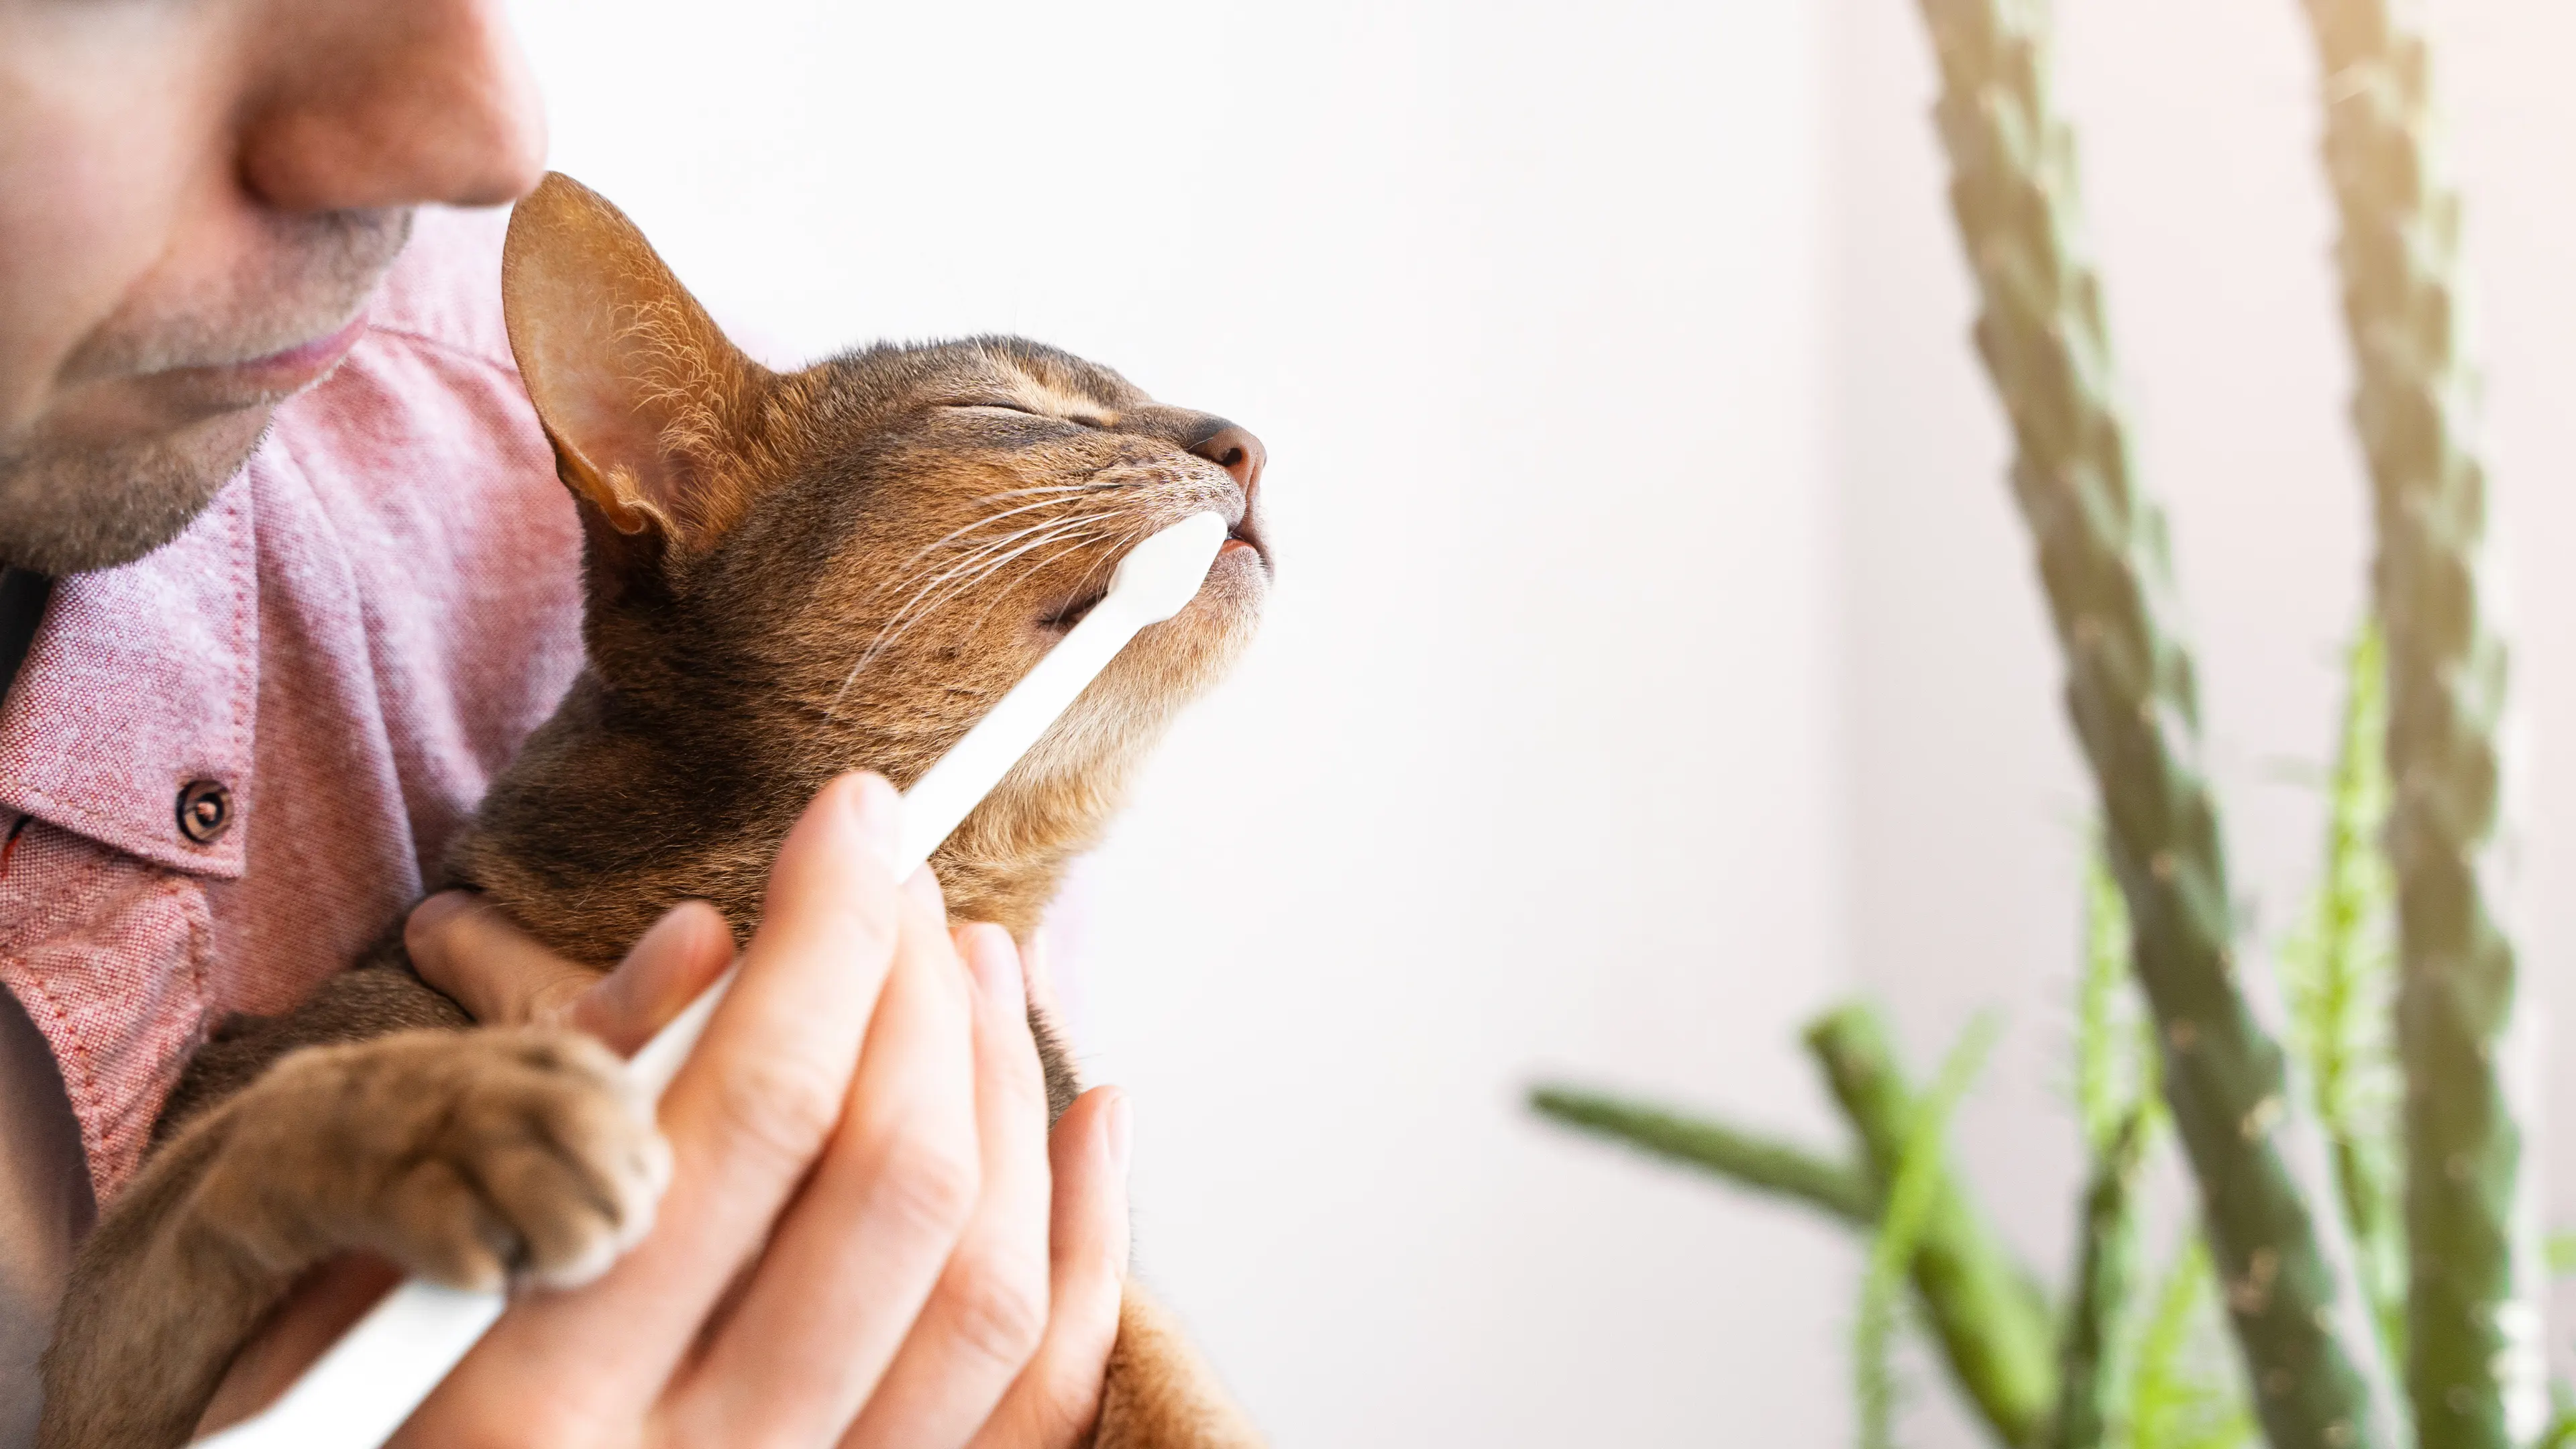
<box><xmin>239</xmin><ymin>0</ymin><xmax>547</xmax><ymax>213</ymax></box>
<box><xmin>1186</xmin><ymin>421</ymin><xmax>1267</xmax><ymax>498</ymax></box>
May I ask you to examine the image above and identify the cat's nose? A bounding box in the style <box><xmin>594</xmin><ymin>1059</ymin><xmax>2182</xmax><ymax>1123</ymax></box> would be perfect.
<box><xmin>1187</xmin><ymin>422</ymin><xmax>1267</xmax><ymax>498</ymax></box>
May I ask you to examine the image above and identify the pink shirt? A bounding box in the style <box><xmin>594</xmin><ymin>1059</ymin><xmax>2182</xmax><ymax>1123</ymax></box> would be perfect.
<box><xmin>0</xmin><ymin>206</ymin><xmax>583</xmax><ymax>1205</ymax></box>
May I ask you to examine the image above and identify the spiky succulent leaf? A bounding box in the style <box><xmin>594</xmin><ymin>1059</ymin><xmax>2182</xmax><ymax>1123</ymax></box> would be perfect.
<box><xmin>2277</xmin><ymin>621</ymin><xmax>2406</xmax><ymax>1366</ymax></box>
<box><xmin>1909</xmin><ymin>0</ymin><xmax>2397</xmax><ymax>1440</ymax></box>
<box><xmin>2129</xmin><ymin>1234</ymin><xmax>2261</xmax><ymax>1449</ymax></box>
<box><xmin>2294</xmin><ymin>1</ymin><xmax>2535</xmax><ymax>1440</ymax></box>
<box><xmin>1859</xmin><ymin>1014</ymin><xmax>2002</xmax><ymax>1449</ymax></box>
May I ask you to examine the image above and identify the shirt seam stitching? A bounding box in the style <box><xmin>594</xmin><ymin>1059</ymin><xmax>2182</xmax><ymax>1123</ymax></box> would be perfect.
<box><xmin>0</xmin><ymin>955</ymin><xmax>103</xmax><ymax>1196</ymax></box>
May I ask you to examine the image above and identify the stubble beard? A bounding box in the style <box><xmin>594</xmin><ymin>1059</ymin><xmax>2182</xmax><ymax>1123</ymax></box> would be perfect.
<box><xmin>0</xmin><ymin>406</ymin><xmax>276</xmax><ymax>574</ymax></box>
<box><xmin>0</xmin><ymin>209</ymin><xmax>413</xmax><ymax>575</ymax></box>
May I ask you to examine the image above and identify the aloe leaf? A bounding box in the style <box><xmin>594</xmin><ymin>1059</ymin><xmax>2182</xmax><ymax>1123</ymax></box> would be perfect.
<box><xmin>2294</xmin><ymin>1</ymin><xmax>2536</xmax><ymax>1441</ymax></box>
<box><xmin>1526</xmin><ymin>1084</ymin><xmax>1874</xmax><ymax>1225</ymax></box>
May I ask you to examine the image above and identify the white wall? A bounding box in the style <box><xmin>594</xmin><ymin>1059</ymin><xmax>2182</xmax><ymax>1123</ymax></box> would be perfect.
<box><xmin>511</xmin><ymin>3</ymin><xmax>1851</xmax><ymax>1445</ymax></box>
<box><xmin>515</xmin><ymin>2</ymin><xmax>2576</xmax><ymax>1442</ymax></box>
<box><xmin>1835</xmin><ymin>0</ymin><xmax>2576</xmax><ymax>1443</ymax></box>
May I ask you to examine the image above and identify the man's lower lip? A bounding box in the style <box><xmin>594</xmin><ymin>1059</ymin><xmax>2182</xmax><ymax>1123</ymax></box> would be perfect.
<box><xmin>228</xmin><ymin>315</ymin><xmax>369</xmax><ymax>386</ymax></box>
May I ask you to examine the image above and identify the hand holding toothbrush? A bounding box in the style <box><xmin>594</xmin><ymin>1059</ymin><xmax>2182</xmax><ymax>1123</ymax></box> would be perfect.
<box><xmin>196</xmin><ymin>774</ymin><xmax>1131</xmax><ymax>1449</ymax></box>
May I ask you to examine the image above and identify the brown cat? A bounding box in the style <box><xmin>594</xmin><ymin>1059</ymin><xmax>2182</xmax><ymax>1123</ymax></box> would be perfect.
<box><xmin>36</xmin><ymin>173</ymin><xmax>1270</xmax><ymax>1448</ymax></box>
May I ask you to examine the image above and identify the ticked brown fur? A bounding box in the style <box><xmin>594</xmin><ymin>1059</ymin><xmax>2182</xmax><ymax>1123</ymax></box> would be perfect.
<box><xmin>38</xmin><ymin>174</ymin><xmax>1269</xmax><ymax>1448</ymax></box>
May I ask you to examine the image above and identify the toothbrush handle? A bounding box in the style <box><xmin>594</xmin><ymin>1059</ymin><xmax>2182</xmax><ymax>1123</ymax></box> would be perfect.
<box><xmin>195</xmin><ymin>1286</ymin><xmax>503</xmax><ymax>1449</ymax></box>
<box><xmin>637</xmin><ymin>601</ymin><xmax>1150</xmax><ymax>1099</ymax></box>
<box><xmin>894</xmin><ymin>604</ymin><xmax>1148</xmax><ymax>867</ymax></box>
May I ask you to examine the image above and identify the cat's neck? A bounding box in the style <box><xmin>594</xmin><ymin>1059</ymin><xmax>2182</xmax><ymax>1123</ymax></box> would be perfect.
<box><xmin>447</xmin><ymin>671</ymin><xmax>1095</xmax><ymax>961</ymax></box>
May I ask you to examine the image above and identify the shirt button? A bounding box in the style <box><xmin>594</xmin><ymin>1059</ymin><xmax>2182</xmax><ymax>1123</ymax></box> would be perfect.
<box><xmin>176</xmin><ymin>780</ymin><xmax>232</xmax><ymax>845</ymax></box>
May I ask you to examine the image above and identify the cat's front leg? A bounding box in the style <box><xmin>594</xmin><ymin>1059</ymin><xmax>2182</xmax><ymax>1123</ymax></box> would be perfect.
<box><xmin>1093</xmin><ymin>1288</ymin><xmax>1265</xmax><ymax>1449</ymax></box>
<box><xmin>36</xmin><ymin>1026</ymin><xmax>667</xmax><ymax>1449</ymax></box>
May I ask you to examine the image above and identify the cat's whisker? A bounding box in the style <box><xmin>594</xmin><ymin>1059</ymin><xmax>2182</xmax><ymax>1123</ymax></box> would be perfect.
<box><xmin>955</xmin><ymin>527</ymin><xmax>1138</xmax><ymax>638</ymax></box>
<box><xmin>811</xmin><ymin>523</ymin><xmax>1116</xmax><ymax>752</ymax></box>
<box><xmin>871</xmin><ymin>516</ymin><xmax>1128</xmax><ymax>655</ymax></box>
<box><xmin>965</xmin><ymin>480</ymin><xmax>1148</xmax><ymax>506</ymax></box>
<box><xmin>894</xmin><ymin>500</ymin><xmax>1143</xmax><ymax>590</ymax></box>
<box><xmin>859</xmin><ymin>520</ymin><xmax>1106</xmax><ymax>645</ymax></box>
<box><xmin>933</xmin><ymin>515</ymin><xmax>1155</xmax><ymax>661</ymax></box>
<box><xmin>886</xmin><ymin>502</ymin><xmax>1186</xmax><ymax>647</ymax></box>
<box><xmin>819</xmin><ymin>512</ymin><xmax>1142</xmax><ymax>726</ymax></box>
<box><xmin>798</xmin><ymin>508</ymin><xmax>1138</xmax><ymax>779</ymax></box>
<box><xmin>866</xmin><ymin>517</ymin><xmax>1134</xmax><ymax>659</ymax></box>
<box><xmin>867</xmin><ymin>509</ymin><xmax>1132</xmax><ymax>631</ymax></box>
<box><xmin>1061</xmin><ymin>517</ymin><xmax>1159</xmax><ymax>618</ymax></box>
<box><xmin>867</xmin><ymin>490</ymin><xmax>1151</xmax><ymax>613</ymax></box>
<box><xmin>878</xmin><ymin>496</ymin><xmax>1107</xmax><ymax>588</ymax></box>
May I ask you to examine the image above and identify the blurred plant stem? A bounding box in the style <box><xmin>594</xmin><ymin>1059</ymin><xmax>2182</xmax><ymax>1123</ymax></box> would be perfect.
<box><xmin>1811</xmin><ymin>1004</ymin><xmax>2055</xmax><ymax>1447</ymax></box>
<box><xmin>1525</xmin><ymin>1086</ymin><xmax>1871</xmax><ymax>1224</ymax></box>
<box><xmin>1911</xmin><ymin>0</ymin><xmax>2394</xmax><ymax>1442</ymax></box>
<box><xmin>1529</xmin><ymin>1000</ymin><xmax>2057</xmax><ymax>1448</ymax></box>
<box><xmin>1859</xmin><ymin>1013</ymin><xmax>2004</xmax><ymax>1449</ymax></box>
<box><xmin>2295</xmin><ymin>3</ymin><xmax>2534</xmax><ymax>1442</ymax></box>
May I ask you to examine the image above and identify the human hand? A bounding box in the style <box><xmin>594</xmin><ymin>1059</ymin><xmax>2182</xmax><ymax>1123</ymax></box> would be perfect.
<box><xmin>196</xmin><ymin>773</ymin><xmax>1130</xmax><ymax>1448</ymax></box>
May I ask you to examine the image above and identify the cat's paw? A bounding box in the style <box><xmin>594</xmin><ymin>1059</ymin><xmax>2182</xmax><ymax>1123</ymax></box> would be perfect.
<box><xmin>199</xmin><ymin>1026</ymin><xmax>670</xmax><ymax>1291</ymax></box>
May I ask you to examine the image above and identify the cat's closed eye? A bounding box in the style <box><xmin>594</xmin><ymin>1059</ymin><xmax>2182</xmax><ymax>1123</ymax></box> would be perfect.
<box><xmin>943</xmin><ymin>400</ymin><xmax>1110</xmax><ymax>429</ymax></box>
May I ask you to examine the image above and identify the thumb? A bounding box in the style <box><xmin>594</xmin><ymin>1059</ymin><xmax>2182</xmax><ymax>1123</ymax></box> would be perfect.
<box><xmin>407</xmin><ymin>891</ymin><xmax>599</xmax><ymax>1026</ymax></box>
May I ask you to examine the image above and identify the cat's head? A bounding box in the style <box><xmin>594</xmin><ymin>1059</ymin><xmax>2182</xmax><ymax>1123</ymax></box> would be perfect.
<box><xmin>496</xmin><ymin>173</ymin><xmax>1267</xmax><ymax>926</ymax></box>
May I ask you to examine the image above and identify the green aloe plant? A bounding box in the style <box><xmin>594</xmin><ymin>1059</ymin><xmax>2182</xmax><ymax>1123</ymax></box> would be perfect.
<box><xmin>1525</xmin><ymin>0</ymin><xmax>2535</xmax><ymax>1444</ymax></box>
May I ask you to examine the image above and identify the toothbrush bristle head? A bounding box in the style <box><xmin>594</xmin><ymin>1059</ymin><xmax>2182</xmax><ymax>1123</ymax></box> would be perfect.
<box><xmin>1106</xmin><ymin>513</ymin><xmax>1230</xmax><ymax>625</ymax></box>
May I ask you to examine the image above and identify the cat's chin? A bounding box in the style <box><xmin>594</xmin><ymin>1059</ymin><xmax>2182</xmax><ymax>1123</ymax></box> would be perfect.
<box><xmin>1203</xmin><ymin>538</ymin><xmax>1271</xmax><ymax>603</ymax></box>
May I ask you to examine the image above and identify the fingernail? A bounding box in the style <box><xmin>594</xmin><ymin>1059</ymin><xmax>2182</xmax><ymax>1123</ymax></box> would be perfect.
<box><xmin>400</xmin><ymin>891</ymin><xmax>476</xmax><ymax>975</ymax></box>
<box><xmin>593</xmin><ymin>904</ymin><xmax>689</xmax><ymax>1019</ymax></box>
<box><xmin>1106</xmin><ymin>1089</ymin><xmax>1132</xmax><ymax>1179</ymax></box>
<box><xmin>964</xmin><ymin>926</ymin><xmax>1026</xmax><ymax>1012</ymax></box>
<box><xmin>902</xmin><ymin>861</ymin><xmax>946</xmax><ymax>914</ymax></box>
<box><xmin>1022</xmin><ymin>930</ymin><xmax>1055</xmax><ymax>1002</ymax></box>
<box><xmin>587</xmin><ymin>946</ymin><xmax>643</xmax><ymax>1026</ymax></box>
<box><xmin>409</xmin><ymin>891</ymin><xmax>472</xmax><ymax>932</ymax></box>
<box><xmin>847</xmin><ymin>773</ymin><xmax>900</xmax><ymax>869</ymax></box>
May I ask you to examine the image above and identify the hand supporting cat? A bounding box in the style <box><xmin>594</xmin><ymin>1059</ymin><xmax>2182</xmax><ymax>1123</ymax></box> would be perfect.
<box><xmin>37</xmin><ymin>172</ymin><xmax>1271</xmax><ymax>1449</ymax></box>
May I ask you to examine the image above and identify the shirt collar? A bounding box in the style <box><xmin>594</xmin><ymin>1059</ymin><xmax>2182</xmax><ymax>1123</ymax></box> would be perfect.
<box><xmin>0</xmin><ymin>478</ymin><xmax>258</xmax><ymax>879</ymax></box>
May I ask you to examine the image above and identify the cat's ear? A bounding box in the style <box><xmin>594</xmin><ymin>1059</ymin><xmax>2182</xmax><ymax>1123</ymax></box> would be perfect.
<box><xmin>502</xmin><ymin>172</ymin><xmax>769</xmax><ymax>561</ymax></box>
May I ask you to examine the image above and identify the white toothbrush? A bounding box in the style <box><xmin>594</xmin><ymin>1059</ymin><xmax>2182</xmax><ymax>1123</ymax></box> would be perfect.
<box><xmin>201</xmin><ymin>511</ymin><xmax>1232</xmax><ymax>1449</ymax></box>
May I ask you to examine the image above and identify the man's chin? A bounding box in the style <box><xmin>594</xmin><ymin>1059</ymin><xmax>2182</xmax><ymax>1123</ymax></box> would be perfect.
<box><xmin>0</xmin><ymin>405</ymin><xmax>272</xmax><ymax>574</ymax></box>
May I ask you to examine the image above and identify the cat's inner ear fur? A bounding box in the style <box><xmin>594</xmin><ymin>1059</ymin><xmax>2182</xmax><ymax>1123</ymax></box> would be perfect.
<box><xmin>502</xmin><ymin>171</ymin><xmax>772</xmax><ymax>558</ymax></box>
